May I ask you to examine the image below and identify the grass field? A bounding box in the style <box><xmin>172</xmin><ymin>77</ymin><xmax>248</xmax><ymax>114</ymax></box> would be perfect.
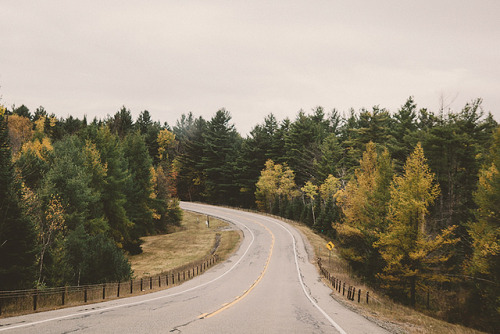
<box><xmin>129</xmin><ymin>211</ymin><xmax>241</xmax><ymax>278</ymax></box>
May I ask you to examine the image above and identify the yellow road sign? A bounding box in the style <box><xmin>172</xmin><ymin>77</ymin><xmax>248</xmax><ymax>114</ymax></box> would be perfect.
<box><xmin>326</xmin><ymin>241</ymin><xmax>334</xmax><ymax>251</ymax></box>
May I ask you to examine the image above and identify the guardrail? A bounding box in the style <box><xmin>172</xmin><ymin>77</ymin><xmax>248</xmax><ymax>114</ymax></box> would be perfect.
<box><xmin>317</xmin><ymin>257</ymin><xmax>372</xmax><ymax>304</ymax></box>
<box><xmin>0</xmin><ymin>255</ymin><xmax>219</xmax><ymax>317</ymax></box>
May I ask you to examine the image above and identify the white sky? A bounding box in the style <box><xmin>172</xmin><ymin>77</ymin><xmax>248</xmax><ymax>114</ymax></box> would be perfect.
<box><xmin>1</xmin><ymin>1</ymin><xmax>499</xmax><ymax>135</ymax></box>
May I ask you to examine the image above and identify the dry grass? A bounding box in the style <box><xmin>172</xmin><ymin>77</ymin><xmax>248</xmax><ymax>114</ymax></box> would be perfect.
<box><xmin>129</xmin><ymin>211</ymin><xmax>240</xmax><ymax>277</ymax></box>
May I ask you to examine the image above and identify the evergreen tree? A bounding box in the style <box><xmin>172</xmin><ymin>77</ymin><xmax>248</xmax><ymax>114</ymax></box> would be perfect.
<box><xmin>174</xmin><ymin>115</ymin><xmax>207</xmax><ymax>202</ymax></box>
<box><xmin>201</xmin><ymin>109</ymin><xmax>241</xmax><ymax>205</ymax></box>
<box><xmin>123</xmin><ymin>131</ymin><xmax>155</xmax><ymax>236</ymax></box>
<box><xmin>389</xmin><ymin>97</ymin><xmax>419</xmax><ymax>172</ymax></box>
<box><xmin>284</xmin><ymin>109</ymin><xmax>329</xmax><ymax>185</ymax></box>
<box><xmin>93</xmin><ymin>128</ymin><xmax>136</xmax><ymax>253</ymax></box>
<box><xmin>108</xmin><ymin>106</ymin><xmax>134</xmax><ymax>138</ymax></box>
<box><xmin>0</xmin><ymin>111</ymin><xmax>36</xmax><ymax>290</ymax></box>
<box><xmin>135</xmin><ymin>110</ymin><xmax>162</xmax><ymax>164</ymax></box>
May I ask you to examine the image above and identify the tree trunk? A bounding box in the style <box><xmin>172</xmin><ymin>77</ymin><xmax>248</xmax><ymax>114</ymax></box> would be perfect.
<box><xmin>410</xmin><ymin>276</ymin><xmax>416</xmax><ymax>307</ymax></box>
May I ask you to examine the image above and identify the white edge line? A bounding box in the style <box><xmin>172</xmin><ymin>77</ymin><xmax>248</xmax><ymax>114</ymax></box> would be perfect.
<box><xmin>0</xmin><ymin>207</ymin><xmax>255</xmax><ymax>332</ymax></box>
<box><xmin>260</xmin><ymin>215</ymin><xmax>348</xmax><ymax>334</ymax></box>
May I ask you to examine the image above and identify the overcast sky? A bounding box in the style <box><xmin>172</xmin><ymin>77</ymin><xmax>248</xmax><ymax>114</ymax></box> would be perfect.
<box><xmin>1</xmin><ymin>1</ymin><xmax>499</xmax><ymax>135</ymax></box>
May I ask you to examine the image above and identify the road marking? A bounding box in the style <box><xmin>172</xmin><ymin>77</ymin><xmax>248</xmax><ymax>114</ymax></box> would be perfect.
<box><xmin>0</xmin><ymin>208</ymin><xmax>255</xmax><ymax>333</ymax></box>
<box><xmin>200</xmin><ymin>219</ymin><xmax>275</xmax><ymax>319</ymax></box>
<box><xmin>261</xmin><ymin>216</ymin><xmax>348</xmax><ymax>334</ymax></box>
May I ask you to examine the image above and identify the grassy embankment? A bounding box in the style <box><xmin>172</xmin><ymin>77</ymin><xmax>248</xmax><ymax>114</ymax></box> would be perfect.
<box><xmin>129</xmin><ymin>210</ymin><xmax>240</xmax><ymax>277</ymax></box>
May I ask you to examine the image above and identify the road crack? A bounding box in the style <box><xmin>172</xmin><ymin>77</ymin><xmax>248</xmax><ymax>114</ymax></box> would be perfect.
<box><xmin>169</xmin><ymin>317</ymin><xmax>200</xmax><ymax>333</ymax></box>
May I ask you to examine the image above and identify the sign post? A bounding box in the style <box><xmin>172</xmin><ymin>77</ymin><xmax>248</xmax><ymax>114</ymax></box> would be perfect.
<box><xmin>325</xmin><ymin>242</ymin><xmax>335</xmax><ymax>267</ymax></box>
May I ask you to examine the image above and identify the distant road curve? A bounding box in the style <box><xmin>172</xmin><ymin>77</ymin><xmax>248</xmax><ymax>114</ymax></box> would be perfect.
<box><xmin>0</xmin><ymin>203</ymin><xmax>388</xmax><ymax>333</ymax></box>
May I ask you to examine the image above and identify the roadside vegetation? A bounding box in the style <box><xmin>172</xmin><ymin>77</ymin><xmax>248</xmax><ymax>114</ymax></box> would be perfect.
<box><xmin>1</xmin><ymin>96</ymin><xmax>498</xmax><ymax>332</ymax></box>
<box><xmin>288</xmin><ymin>217</ymin><xmax>485</xmax><ymax>334</ymax></box>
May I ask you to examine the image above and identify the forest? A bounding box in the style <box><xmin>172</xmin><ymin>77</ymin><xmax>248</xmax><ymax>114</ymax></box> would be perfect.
<box><xmin>0</xmin><ymin>97</ymin><xmax>498</xmax><ymax>331</ymax></box>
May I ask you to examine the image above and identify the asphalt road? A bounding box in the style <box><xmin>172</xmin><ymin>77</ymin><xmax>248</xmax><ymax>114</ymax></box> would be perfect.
<box><xmin>0</xmin><ymin>203</ymin><xmax>389</xmax><ymax>333</ymax></box>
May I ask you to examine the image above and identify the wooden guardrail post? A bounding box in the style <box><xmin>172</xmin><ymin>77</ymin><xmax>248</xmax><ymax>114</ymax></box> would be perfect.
<box><xmin>33</xmin><ymin>289</ymin><xmax>38</xmax><ymax>311</ymax></box>
<box><xmin>366</xmin><ymin>291</ymin><xmax>369</xmax><ymax>304</ymax></box>
<box><xmin>150</xmin><ymin>277</ymin><xmax>153</xmax><ymax>290</ymax></box>
<box><xmin>140</xmin><ymin>278</ymin><xmax>143</xmax><ymax>291</ymax></box>
<box><xmin>130</xmin><ymin>279</ymin><xmax>133</xmax><ymax>294</ymax></box>
<box><xmin>358</xmin><ymin>289</ymin><xmax>361</xmax><ymax>303</ymax></box>
<box><xmin>117</xmin><ymin>282</ymin><xmax>120</xmax><ymax>297</ymax></box>
<box><xmin>103</xmin><ymin>284</ymin><xmax>106</xmax><ymax>300</ymax></box>
<box><xmin>62</xmin><ymin>288</ymin><xmax>66</xmax><ymax>305</ymax></box>
<box><xmin>84</xmin><ymin>287</ymin><xmax>88</xmax><ymax>303</ymax></box>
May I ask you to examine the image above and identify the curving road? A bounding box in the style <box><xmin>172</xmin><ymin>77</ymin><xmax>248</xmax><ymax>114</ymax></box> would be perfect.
<box><xmin>0</xmin><ymin>203</ymin><xmax>388</xmax><ymax>333</ymax></box>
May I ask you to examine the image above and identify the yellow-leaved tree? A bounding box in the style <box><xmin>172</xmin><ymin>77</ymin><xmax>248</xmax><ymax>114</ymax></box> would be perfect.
<box><xmin>255</xmin><ymin>159</ymin><xmax>298</xmax><ymax>212</ymax></box>
<box><xmin>301</xmin><ymin>181</ymin><xmax>318</xmax><ymax>225</ymax></box>
<box><xmin>466</xmin><ymin>126</ymin><xmax>500</xmax><ymax>320</ymax></box>
<box><xmin>335</xmin><ymin>142</ymin><xmax>393</xmax><ymax>278</ymax></box>
<box><xmin>375</xmin><ymin>143</ymin><xmax>458</xmax><ymax>306</ymax></box>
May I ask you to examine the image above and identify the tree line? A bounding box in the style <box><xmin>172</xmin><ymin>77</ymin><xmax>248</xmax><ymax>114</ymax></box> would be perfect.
<box><xmin>170</xmin><ymin>98</ymin><xmax>498</xmax><ymax>331</ymax></box>
<box><xmin>1</xmin><ymin>105</ymin><xmax>181</xmax><ymax>289</ymax></box>
<box><xmin>0</xmin><ymin>97</ymin><xmax>498</xmax><ymax>331</ymax></box>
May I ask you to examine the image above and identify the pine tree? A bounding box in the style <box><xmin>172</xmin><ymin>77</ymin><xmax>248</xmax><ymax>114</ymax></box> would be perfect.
<box><xmin>174</xmin><ymin>115</ymin><xmax>207</xmax><ymax>202</ymax></box>
<box><xmin>123</xmin><ymin>131</ymin><xmax>155</xmax><ymax>236</ymax></box>
<box><xmin>0</xmin><ymin>111</ymin><xmax>36</xmax><ymax>290</ymax></box>
<box><xmin>201</xmin><ymin>109</ymin><xmax>241</xmax><ymax>205</ymax></box>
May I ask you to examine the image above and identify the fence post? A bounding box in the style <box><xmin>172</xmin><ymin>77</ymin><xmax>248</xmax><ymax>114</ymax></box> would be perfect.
<box><xmin>159</xmin><ymin>275</ymin><xmax>161</xmax><ymax>288</ymax></box>
<box><xmin>178</xmin><ymin>272</ymin><xmax>180</xmax><ymax>282</ymax></box>
<box><xmin>33</xmin><ymin>289</ymin><xmax>38</xmax><ymax>311</ymax></box>
<box><xmin>366</xmin><ymin>291</ymin><xmax>369</xmax><ymax>304</ymax></box>
<box><xmin>103</xmin><ymin>284</ymin><xmax>106</xmax><ymax>300</ymax></box>
<box><xmin>140</xmin><ymin>278</ymin><xmax>143</xmax><ymax>291</ymax></box>
<box><xmin>84</xmin><ymin>287</ymin><xmax>87</xmax><ymax>303</ymax></box>
<box><xmin>130</xmin><ymin>279</ymin><xmax>133</xmax><ymax>294</ymax></box>
<box><xmin>150</xmin><ymin>277</ymin><xmax>152</xmax><ymax>290</ymax></box>
<box><xmin>352</xmin><ymin>287</ymin><xmax>356</xmax><ymax>301</ymax></box>
<box><xmin>343</xmin><ymin>283</ymin><xmax>345</xmax><ymax>296</ymax></box>
<box><xmin>117</xmin><ymin>282</ymin><xmax>121</xmax><ymax>297</ymax></box>
<box><xmin>62</xmin><ymin>288</ymin><xmax>66</xmax><ymax>306</ymax></box>
<box><xmin>358</xmin><ymin>289</ymin><xmax>361</xmax><ymax>303</ymax></box>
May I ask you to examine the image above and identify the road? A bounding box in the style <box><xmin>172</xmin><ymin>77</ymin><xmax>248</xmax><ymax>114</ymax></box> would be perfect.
<box><xmin>0</xmin><ymin>203</ymin><xmax>389</xmax><ymax>333</ymax></box>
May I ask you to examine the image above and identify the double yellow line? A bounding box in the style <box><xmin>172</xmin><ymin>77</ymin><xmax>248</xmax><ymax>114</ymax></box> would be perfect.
<box><xmin>199</xmin><ymin>220</ymin><xmax>275</xmax><ymax>319</ymax></box>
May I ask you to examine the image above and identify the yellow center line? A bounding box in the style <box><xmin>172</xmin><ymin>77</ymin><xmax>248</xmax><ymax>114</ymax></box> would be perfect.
<box><xmin>199</xmin><ymin>219</ymin><xmax>275</xmax><ymax>319</ymax></box>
